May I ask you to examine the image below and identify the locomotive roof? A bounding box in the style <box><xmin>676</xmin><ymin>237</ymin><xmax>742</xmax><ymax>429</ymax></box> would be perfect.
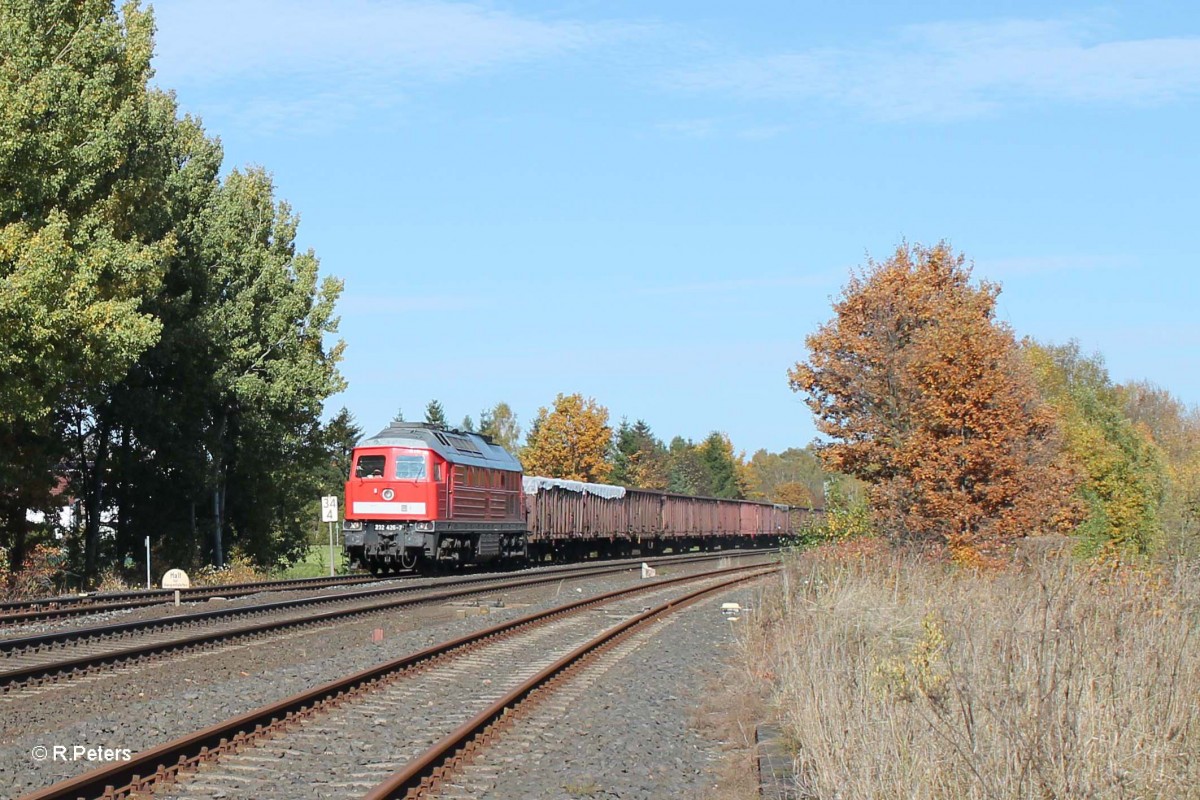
<box><xmin>358</xmin><ymin>423</ymin><xmax>522</xmax><ymax>471</ymax></box>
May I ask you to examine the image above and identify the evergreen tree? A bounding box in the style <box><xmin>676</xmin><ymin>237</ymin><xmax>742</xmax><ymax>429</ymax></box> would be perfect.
<box><xmin>425</xmin><ymin>400</ymin><xmax>447</xmax><ymax>427</ymax></box>
<box><xmin>697</xmin><ymin>432</ymin><xmax>745</xmax><ymax>499</ymax></box>
<box><xmin>611</xmin><ymin>419</ymin><xmax>667</xmax><ymax>489</ymax></box>
<box><xmin>479</xmin><ymin>402</ymin><xmax>521</xmax><ymax>453</ymax></box>
<box><xmin>460</xmin><ymin>415</ymin><xmax>475</xmax><ymax>432</ymax></box>
<box><xmin>324</xmin><ymin>408</ymin><xmax>363</xmax><ymax>485</ymax></box>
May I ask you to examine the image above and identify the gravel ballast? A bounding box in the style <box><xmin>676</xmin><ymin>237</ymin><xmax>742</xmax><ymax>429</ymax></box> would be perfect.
<box><xmin>0</xmin><ymin>555</ymin><xmax>772</xmax><ymax>798</ymax></box>
<box><xmin>442</xmin><ymin>581</ymin><xmax>768</xmax><ymax>800</ymax></box>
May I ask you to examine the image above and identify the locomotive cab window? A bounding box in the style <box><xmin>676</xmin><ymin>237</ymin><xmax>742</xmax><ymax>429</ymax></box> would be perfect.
<box><xmin>393</xmin><ymin>455</ymin><xmax>428</xmax><ymax>481</ymax></box>
<box><xmin>355</xmin><ymin>455</ymin><xmax>386</xmax><ymax>478</ymax></box>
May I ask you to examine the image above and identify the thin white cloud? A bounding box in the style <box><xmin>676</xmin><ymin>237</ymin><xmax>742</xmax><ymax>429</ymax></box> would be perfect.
<box><xmin>669</xmin><ymin>18</ymin><xmax>1200</xmax><ymax>121</ymax></box>
<box><xmin>149</xmin><ymin>0</ymin><xmax>639</xmax><ymax>134</ymax></box>
<box><xmin>153</xmin><ymin>0</ymin><xmax>618</xmax><ymax>86</ymax></box>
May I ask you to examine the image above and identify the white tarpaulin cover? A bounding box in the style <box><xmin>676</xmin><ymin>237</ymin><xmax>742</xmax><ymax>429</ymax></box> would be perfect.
<box><xmin>522</xmin><ymin>476</ymin><xmax>627</xmax><ymax>500</ymax></box>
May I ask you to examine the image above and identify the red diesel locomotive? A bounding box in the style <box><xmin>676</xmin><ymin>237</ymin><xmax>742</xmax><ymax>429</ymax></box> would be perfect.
<box><xmin>343</xmin><ymin>422</ymin><xmax>819</xmax><ymax>573</ymax></box>
<box><xmin>342</xmin><ymin>423</ymin><xmax>526</xmax><ymax>573</ymax></box>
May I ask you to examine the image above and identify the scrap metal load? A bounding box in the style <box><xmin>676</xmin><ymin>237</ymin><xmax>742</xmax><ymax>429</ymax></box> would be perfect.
<box><xmin>523</xmin><ymin>476</ymin><xmax>820</xmax><ymax>560</ymax></box>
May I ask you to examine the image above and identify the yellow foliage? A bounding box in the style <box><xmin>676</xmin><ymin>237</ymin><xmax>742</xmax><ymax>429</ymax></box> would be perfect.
<box><xmin>873</xmin><ymin>613</ymin><xmax>949</xmax><ymax>704</ymax></box>
<box><xmin>521</xmin><ymin>393</ymin><xmax>613</xmax><ymax>483</ymax></box>
<box><xmin>773</xmin><ymin>481</ymin><xmax>814</xmax><ymax>506</ymax></box>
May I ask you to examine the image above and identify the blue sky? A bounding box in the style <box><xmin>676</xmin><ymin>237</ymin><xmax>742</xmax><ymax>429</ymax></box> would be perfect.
<box><xmin>148</xmin><ymin>1</ymin><xmax>1200</xmax><ymax>453</ymax></box>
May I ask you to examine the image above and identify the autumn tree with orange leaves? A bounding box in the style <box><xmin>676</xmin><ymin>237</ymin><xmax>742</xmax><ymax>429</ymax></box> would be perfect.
<box><xmin>521</xmin><ymin>393</ymin><xmax>613</xmax><ymax>483</ymax></box>
<box><xmin>789</xmin><ymin>243</ymin><xmax>1080</xmax><ymax>550</ymax></box>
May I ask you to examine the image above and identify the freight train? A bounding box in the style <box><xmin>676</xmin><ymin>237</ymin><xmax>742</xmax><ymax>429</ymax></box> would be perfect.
<box><xmin>342</xmin><ymin>422</ymin><xmax>821</xmax><ymax>574</ymax></box>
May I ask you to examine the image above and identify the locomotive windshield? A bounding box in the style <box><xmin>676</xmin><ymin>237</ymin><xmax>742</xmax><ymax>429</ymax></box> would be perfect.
<box><xmin>355</xmin><ymin>455</ymin><xmax>385</xmax><ymax>478</ymax></box>
<box><xmin>393</xmin><ymin>455</ymin><xmax>427</xmax><ymax>481</ymax></box>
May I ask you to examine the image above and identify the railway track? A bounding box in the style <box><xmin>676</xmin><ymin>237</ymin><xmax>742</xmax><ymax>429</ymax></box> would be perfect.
<box><xmin>0</xmin><ymin>574</ymin><xmax>381</xmax><ymax>626</ymax></box>
<box><xmin>17</xmin><ymin>561</ymin><xmax>773</xmax><ymax>800</ymax></box>
<box><xmin>0</xmin><ymin>550</ymin><xmax>776</xmax><ymax>693</ymax></box>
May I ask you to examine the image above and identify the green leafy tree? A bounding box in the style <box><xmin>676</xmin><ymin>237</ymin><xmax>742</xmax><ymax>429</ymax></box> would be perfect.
<box><xmin>460</xmin><ymin>415</ymin><xmax>475</xmax><ymax>432</ymax></box>
<box><xmin>0</xmin><ymin>0</ymin><xmax>218</xmax><ymax>573</ymax></box>
<box><xmin>745</xmin><ymin>447</ymin><xmax>827</xmax><ymax>505</ymax></box>
<box><xmin>0</xmin><ymin>1</ymin><xmax>346</xmax><ymax>579</ymax></box>
<box><xmin>1119</xmin><ymin>381</ymin><xmax>1200</xmax><ymax>555</ymax></box>
<box><xmin>194</xmin><ymin>168</ymin><xmax>345</xmax><ymax>567</ymax></box>
<box><xmin>0</xmin><ymin>0</ymin><xmax>172</xmax><ymax>425</ymax></box>
<box><xmin>1026</xmin><ymin>341</ymin><xmax>1167</xmax><ymax>553</ymax></box>
<box><xmin>812</xmin><ymin>477</ymin><xmax>873</xmax><ymax>540</ymax></box>
<box><xmin>84</xmin><ymin>166</ymin><xmax>345</xmax><ymax>574</ymax></box>
<box><xmin>666</xmin><ymin>437</ymin><xmax>708</xmax><ymax>496</ymax></box>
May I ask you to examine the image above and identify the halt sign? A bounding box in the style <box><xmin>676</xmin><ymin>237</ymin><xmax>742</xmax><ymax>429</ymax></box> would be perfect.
<box><xmin>162</xmin><ymin>569</ymin><xmax>191</xmax><ymax>589</ymax></box>
<box><xmin>321</xmin><ymin>495</ymin><xmax>339</xmax><ymax>523</ymax></box>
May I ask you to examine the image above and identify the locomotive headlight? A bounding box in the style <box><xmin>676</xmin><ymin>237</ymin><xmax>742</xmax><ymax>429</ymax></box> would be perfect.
<box><xmin>343</xmin><ymin>520</ymin><xmax>363</xmax><ymax>531</ymax></box>
<box><xmin>382</xmin><ymin>488</ymin><xmax>395</xmax><ymax>501</ymax></box>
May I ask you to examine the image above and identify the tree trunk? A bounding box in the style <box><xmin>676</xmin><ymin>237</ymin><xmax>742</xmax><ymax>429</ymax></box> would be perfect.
<box><xmin>211</xmin><ymin>412</ymin><xmax>227</xmax><ymax>568</ymax></box>
<box><xmin>212</xmin><ymin>484</ymin><xmax>223</xmax><ymax>567</ymax></box>
<box><xmin>116</xmin><ymin>424</ymin><xmax>130</xmax><ymax>560</ymax></box>
<box><xmin>2</xmin><ymin>496</ymin><xmax>30</xmax><ymax>572</ymax></box>
<box><xmin>83</xmin><ymin>416</ymin><xmax>112</xmax><ymax>579</ymax></box>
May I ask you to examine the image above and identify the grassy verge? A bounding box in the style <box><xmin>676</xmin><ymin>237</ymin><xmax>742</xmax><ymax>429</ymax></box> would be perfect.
<box><xmin>271</xmin><ymin>543</ymin><xmax>348</xmax><ymax>580</ymax></box>
<box><xmin>739</xmin><ymin>538</ymin><xmax>1200</xmax><ymax>799</ymax></box>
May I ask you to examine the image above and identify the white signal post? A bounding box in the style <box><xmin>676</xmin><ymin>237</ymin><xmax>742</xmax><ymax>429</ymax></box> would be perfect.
<box><xmin>321</xmin><ymin>496</ymin><xmax>339</xmax><ymax>577</ymax></box>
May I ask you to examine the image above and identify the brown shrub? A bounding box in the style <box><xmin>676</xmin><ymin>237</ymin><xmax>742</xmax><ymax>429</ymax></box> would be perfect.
<box><xmin>740</xmin><ymin>546</ymin><xmax>1200</xmax><ymax>798</ymax></box>
<box><xmin>0</xmin><ymin>544</ymin><xmax>65</xmax><ymax>600</ymax></box>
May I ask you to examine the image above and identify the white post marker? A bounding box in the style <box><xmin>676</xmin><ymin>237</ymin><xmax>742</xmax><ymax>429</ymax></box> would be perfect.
<box><xmin>162</xmin><ymin>568</ymin><xmax>191</xmax><ymax>606</ymax></box>
<box><xmin>321</xmin><ymin>496</ymin><xmax>339</xmax><ymax>577</ymax></box>
<box><xmin>145</xmin><ymin>536</ymin><xmax>151</xmax><ymax>589</ymax></box>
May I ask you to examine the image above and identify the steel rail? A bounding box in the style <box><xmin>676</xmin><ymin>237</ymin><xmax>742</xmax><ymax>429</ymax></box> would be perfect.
<box><xmin>363</xmin><ymin>567</ymin><xmax>771</xmax><ymax>799</ymax></box>
<box><xmin>0</xmin><ymin>573</ymin><xmax>378</xmax><ymax>618</ymax></box>
<box><xmin>0</xmin><ymin>546</ymin><xmax>779</xmax><ymax>626</ymax></box>
<box><xmin>16</xmin><ymin>562</ymin><xmax>774</xmax><ymax>800</ymax></box>
<box><xmin>0</xmin><ymin>549</ymin><xmax>773</xmax><ymax>652</ymax></box>
<box><xmin>0</xmin><ymin>550</ymin><xmax>776</xmax><ymax>691</ymax></box>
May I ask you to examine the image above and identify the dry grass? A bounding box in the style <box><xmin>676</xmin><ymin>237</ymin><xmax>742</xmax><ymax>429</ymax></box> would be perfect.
<box><xmin>190</xmin><ymin>553</ymin><xmax>271</xmax><ymax>586</ymax></box>
<box><xmin>740</xmin><ymin>540</ymin><xmax>1200</xmax><ymax>799</ymax></box>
